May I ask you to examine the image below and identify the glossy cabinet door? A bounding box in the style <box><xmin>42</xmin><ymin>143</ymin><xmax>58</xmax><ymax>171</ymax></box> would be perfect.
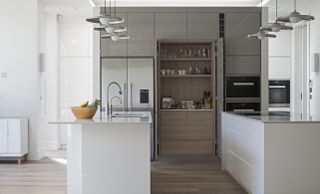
<box><xmin>225</xmin><ymin>13</ymin><xmax>261</xmax><ymax>56</ymax></box>
<box><xmin>101</xmin><ymin>13</ymin><xmax>128</xmax><ymax>57</ymax></box>
<box><xmin>128</xmin><ymin>13</ymin><xmax>154</xmax><ymax>56</ymax></box>
<box><xmin>187</xmin><ymin>13</ymin><xmax>218</xmax><ymax>40</ymax></box>
<box><xmin>155</xmin><ymin>13</ymin><xmax>187</xmax><ymax>40</ymax></box>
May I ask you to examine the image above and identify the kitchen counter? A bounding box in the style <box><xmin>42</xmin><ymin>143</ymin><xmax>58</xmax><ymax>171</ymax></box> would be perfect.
<box><xmin>49</xmin><ymin>111</ymin><xmax>151</xmax><ymax>194</ymax></box>
<box><xmin>221</xmin><ymin>112</ymin><xmax>320</xmax><ymax>194</ymax></box>
<box><xmin>49</xmin><ymin>111</ymin><xmax>152</xmax><ymax>124</ymax></box>
<box><xmin>229</xmin><ymin>111</ymin><xmax>320</xmax><ymax>123</ymax></box>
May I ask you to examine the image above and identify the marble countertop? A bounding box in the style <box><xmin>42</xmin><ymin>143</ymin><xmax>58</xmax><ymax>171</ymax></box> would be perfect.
<box><xmin>225</xmin><ymin>111</ymin><xmax>320</xmax><ymax>123</ymax></box>
<box><xmin>49</xmin><ymin>111</ymin><xmax>152</xmax><ymax>125</ymax></box>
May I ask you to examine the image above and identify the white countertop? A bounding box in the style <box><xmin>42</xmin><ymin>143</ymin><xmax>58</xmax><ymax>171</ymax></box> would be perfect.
<box><xmin>49</xmin><ymin>111</ymin><xmax>152</xmax><ymax>125</ymax></box>
<box><xmin>225</xmin><ymin>111</ymin><xmax>320</xmax><ymax>123</ymax></box>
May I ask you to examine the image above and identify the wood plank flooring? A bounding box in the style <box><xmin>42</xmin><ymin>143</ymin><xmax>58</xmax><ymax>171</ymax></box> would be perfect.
<box><xmin>0</xmin><ymin>155</ymin><xmax>247</xmax><ymax>194</ymax></box>
<box><xmin>152</xmin><ymin>156</ymin><xmax>248</xmax><ymax>194</ymax></box>
<box><xmin>0</xmin><ymin>158</ymin><xmax>67</xmax><ymax>194</ymax></box>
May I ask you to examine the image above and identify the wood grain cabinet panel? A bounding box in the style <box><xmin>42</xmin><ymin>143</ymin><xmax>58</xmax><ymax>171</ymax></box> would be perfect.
<box><xmin>161</xmin><ymin>140</ymin><xmax>213</xmax><ymax>155</ymax></box>
<box><xmin>160</xmin><ymin>111</ymin><xmax>187</xmax><ymax>125</ymax></box>
<box><xmin>187</xmin><ymin>13</ymin><xmax>218</xmax><ymax>40</ymax></box>
<box><xmin>128</xmin><ymin>13</ymin><xmax>154</xmax><ymax>56</ymax></box>
<box><xmin>225</xmin><ymin>13</ymin><xmax>261</xmax><ymax>56</ymax></box>
<box><xmin>187</xmin><ymin>111</ymin><xmax>213</xmax><ymax>125</ymax></box>
<box><xmin>155</xmin><ymin>13</ymin><xmax>187</xmax><ymax>40</ymax></box>
<box><xmin>160</xmin><ymin>124</ymin><xmax>213</xmax><ymax>140</ymax></box>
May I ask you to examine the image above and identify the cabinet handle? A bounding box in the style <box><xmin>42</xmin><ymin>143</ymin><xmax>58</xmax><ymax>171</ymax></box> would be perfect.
<box><xmin>233</xmin><ymin>109</ymin><xmax>255</xmax><ymax>112</ymax></box>
<box><xmin>269</xmin><ymin>85</ymin><xmax>286</xmax><ymax>89</ymax></box>
<box><xmin>130</xmin><ymin>83</ymin><xmax>133</xmax><ymax>111</ymax></box>
<box><xmin>233</xmin><ymin>82</ymin><xmax>254</xmax><ymax>86</ymax></box>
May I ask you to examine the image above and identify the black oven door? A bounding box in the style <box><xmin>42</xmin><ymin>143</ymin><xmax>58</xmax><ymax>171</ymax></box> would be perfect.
<box><xmin>226</xmin><ymin>77</ymin><xmax>260</xmax><ymax>98</ymax></box>
<box><xmin>269</xmin><ymin>80</ymin><xmax>290</xmax><ymax>106</ymax></box>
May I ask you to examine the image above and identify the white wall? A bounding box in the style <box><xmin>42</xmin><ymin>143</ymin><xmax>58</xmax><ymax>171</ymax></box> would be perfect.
<box><xmin>0</xmin><ymin>0</ymin><xmax>44</xmax><ymax>159</ymax></box>
<box><xmin>44</xmin><ymin>13</ymin><xmax>60</xmax><ymax>151</ymax></box>
<box><xmin>268</xmin><ymin>31</ymin><xmax>292</xmax><ymax>80</ymax></box>
<box><xmin>301</xmin><ymin>2</ymin><xmax>320</xmax><ymax>115</ymax></box>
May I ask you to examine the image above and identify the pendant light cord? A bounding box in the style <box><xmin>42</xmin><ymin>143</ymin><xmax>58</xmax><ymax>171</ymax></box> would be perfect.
<box><xmin>275</xmin><ymin>0</ymin><xmax>278</xmax><ymax>19</ymax></box>
<box><xmin>294</xmin><ymin>0</ymin><xmax>296</xmax><ymax>11</ymax></box>
<box><xmin>104</xmin><ymin>0</ymin><xmax>106</xmax><ymax>14</ymax></box>
<box><xmin>109</xmin><ymin>0</ymin><xmax>111</xmax><ymax>15</ymax></box>
<box><xmin>114</xmin><ymin>0</ymin><xmax>116</xmax><ymax>17</ymax></box>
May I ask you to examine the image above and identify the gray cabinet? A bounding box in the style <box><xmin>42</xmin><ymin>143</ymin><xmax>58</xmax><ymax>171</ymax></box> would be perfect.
<box><xmin>225</xmin><ymin>13</ymin><xmax>261</xmax><ymax>56</ymax></box>
<box><xmin>101</xmin><ymin>13</ymin><xmax>128</xmax><ymax>56</ymax></box>
<box><xmin>225</xmin><ymin>56</ymin><xmax>261</xmax><ymax>75</ymax></box>
<box><xmin>155</xmin><ymin>13</ymin><xmax>187</xmax><ymax>40</ymax></box>
<box><xmin>128</xmin><ymin>13</ymin><xmax>154</xmax><ymax>56</ymax></box>
<box><xmin>187</xmin><ymin>13</ymin><xmax>218</xmax><ymax>40</ymax></box>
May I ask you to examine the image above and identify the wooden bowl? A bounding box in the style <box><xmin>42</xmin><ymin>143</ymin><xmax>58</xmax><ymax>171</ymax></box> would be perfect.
<box><xmin>71</xmin><ymin>107</ymin><xmax>98</xmax><ymax>119</ymax></box>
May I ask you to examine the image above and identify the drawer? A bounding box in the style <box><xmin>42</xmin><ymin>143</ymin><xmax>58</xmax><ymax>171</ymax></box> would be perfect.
<box><xmin>160</xmin><ymin>140</ymin><xmax>213</xmax><ymax>155</ymax></box>
<box><xmin>160</xmin><ymin>111</ymin><xmax>187</xmax><ymax>125</ymax></box>
<box><xmin>226</xmin><ymin>77</ymin><xmax>260</xmax><ymax>98</ymax></box>
<box><xmin>226</xmin><ymin>103</ymin><xmax>260</xmax><ymax>112</ymax></box>
<box><xmin>187</xmin><ymin>111</ymin><xmax>213</xmax><ymax>125</ymax></box>
<box><xmin>160</xmin><ymin>124</ymin><xmax>213</xmax><ymax>140</ymax></box>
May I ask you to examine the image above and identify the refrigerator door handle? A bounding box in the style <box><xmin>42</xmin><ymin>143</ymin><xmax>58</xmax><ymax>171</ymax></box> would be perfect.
<box><xmin>123</xmin><ymin>83</ymin><xmax>127</xmax><ymax>112</ymax></box>
<box><xmin>130</xmin><ymin>82</ymin><xmax>133</xmax><ymax>111</ymax></box>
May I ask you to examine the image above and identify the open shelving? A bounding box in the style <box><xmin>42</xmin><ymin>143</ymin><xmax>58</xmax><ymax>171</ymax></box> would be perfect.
<box><xmin>157</xmin><ymin>40</ymin><xmax>216</xmax><ymax>156</ymax></box>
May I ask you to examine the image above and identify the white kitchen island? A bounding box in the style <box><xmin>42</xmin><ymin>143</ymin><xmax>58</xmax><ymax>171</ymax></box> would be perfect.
<box><xmin>50</xmin><ymin>112</ymin><xmax>152</xmax><ymax>194</ymax></box>
<box><xmin>221</xmin><ymin>112</ymin><xmax>320</xmax><ymax>194</ymax></box>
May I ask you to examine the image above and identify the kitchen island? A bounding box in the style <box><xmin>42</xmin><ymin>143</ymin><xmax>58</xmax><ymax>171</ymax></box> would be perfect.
<box><xmin>221</xmin><ymin>112</ymin><xmax>320</xmax><ymax>194</ymax></box>
<box><xmin>50</xmin><ymin>112</ymin><xmax>152</xmax><ymax>194</ymax></box>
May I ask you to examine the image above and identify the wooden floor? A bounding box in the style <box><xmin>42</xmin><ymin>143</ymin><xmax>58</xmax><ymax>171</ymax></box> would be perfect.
<box><xmin>0</xmin><ymin>158</ymin><xmax>67</xmax><ymax>194</ymax></box>
<box><xmin>152</xmin><ymin>156</ymin><xmax>248</xmax><ymax>194</ymax></box>
<box><xmin>0</xmin><ymin>155</ymin><xmax>247</xmax><ymax>194</ymax></box>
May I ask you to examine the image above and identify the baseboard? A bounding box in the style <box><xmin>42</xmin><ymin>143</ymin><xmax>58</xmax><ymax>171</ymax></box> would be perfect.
<box><xmin>27</xmin><ymin>148</ymin><xmax>46</xmax><ymax>160</ymax></box>
<box><xmin>46</xmin><ymin>141</ymin><xmax>60</xmax><ymax>151</ymax></box>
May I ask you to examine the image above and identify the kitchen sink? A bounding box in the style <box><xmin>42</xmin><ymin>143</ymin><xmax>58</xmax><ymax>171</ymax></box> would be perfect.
<box><xmin>112</xmin><ymin>113</ymin><xmax>146</xmax><ymax>118</ymax></box>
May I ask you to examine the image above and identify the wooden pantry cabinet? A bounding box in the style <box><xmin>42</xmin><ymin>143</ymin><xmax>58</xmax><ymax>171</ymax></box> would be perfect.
<box><xmin>157</xmin><ymin>40</ymin><xmax>216</xmax><ymax>155</ymax></box>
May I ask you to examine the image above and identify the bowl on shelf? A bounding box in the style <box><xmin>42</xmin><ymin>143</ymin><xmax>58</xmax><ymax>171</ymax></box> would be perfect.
<box><xmin>71</xmin><ymin>107</ymin><xmax>98</xmax><ymax>119</ymax></box>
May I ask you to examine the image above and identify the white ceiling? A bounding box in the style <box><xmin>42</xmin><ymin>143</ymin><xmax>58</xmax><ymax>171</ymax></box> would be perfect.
<box><xmin>264</xmin><ymin>0</ymin><xmax>317</xmax><ymax>20</ymax></box>
<box><xmin>42</xmin><ymin>0</ymin><xmax>318</xmax><ymax>16</ymax></box>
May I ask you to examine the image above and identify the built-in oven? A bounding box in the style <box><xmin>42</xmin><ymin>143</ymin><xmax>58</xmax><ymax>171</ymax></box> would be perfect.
<box><xmin>226</xmin><ymin>77</ymin><xmax>260</xmax><ymax>98</ymax></box>
<box><xmin>269</xmin><ymin>80</ymin><xmax>290</xmax><ymax>107</ymax></box>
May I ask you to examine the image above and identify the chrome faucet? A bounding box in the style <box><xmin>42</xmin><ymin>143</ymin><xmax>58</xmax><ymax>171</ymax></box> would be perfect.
<box><xmin>106</xmin><ymin>81</ymin><xmax>123</xmax><ymax>116</ymax></box>
<box><xmin>110</xmin><ymin>96</ymin><xmax>123</xmax><ymax>116</ymax></box>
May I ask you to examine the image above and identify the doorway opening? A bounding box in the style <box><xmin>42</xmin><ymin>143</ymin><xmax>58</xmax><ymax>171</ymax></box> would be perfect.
<box><xmin>292</xmin><ymin>23</ymin><xmax>310</xmax><ymax>115</ymax></box>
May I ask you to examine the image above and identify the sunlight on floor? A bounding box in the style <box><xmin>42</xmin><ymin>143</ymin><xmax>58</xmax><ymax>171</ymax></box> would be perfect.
<box><xmin>51</xmin><ymin>157</ymin><xmax>67</xmax><ymax>166</ymax></box>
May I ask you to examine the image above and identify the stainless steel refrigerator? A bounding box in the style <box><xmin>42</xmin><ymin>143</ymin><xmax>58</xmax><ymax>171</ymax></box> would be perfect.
<box><xmin>101</xmin><ymin>57</ymin><xmax>155</xmax><ymax>160</ymax></box>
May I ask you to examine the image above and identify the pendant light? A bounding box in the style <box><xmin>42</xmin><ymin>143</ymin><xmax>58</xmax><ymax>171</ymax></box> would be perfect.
<box><xmin>94</xmin><ymin>26</ymin><xmax>127</xmax><ymax>33</ymax></box>
<box><xmin>260</xmin><ymin>0</ymin><xmax>293</xmax><ymax>33</ymax></box>
<box><xmin>101</xmin><ymin>34</ymin><xmax>130</xmax><ymax>41</ymax></box>
<box><xmin>247</xmin><ymin>0</ymin><xmax>276</xmax><ymax>40</ymax></box>
<box><xmin>86</xmin><ymin>0</ymin><xmax>124</xmax><ymax>26</ymax></box>
<box><xmin>276</xmin><ymin>0</ymin><xmax>315</xmax><ymax>23</ymax></box>
<box><xmin>86</xmin><ymin>0</ymin><xmax>129</xmax><ymax>41</ymax></box>
<box><xmin>247</xmin><ymin>30</ymin><xmax>277</xmax><ymax>40</ymax></box>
